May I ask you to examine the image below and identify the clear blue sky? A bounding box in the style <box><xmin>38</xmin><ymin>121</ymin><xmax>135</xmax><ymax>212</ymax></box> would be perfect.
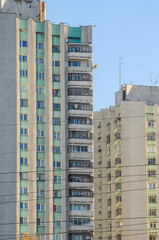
<box><xmin>46</xmin><ymin>0</ymin><xmax>159</xmax><ymax>111</ymax></box>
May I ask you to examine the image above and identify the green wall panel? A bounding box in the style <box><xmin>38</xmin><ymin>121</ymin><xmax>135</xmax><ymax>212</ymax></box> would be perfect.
<box><xmin>52</xmin><ymin>25</ymin><xmax>60</xmax><ymax>35</ymax></box>
<box><xmin>52</xmin><ymin>111</ymin><xmax>61</xmax><ymax>118</ymax></box>
<box><xmin>37</xmin><ymin>211</ymin><xmax>45</xmax><ymax>219</ymax></box>
<box><xmin>20</xmin><ymin>136</ymin><xmax>29</xmax><ymax>142</ymax></box>
<box><xmin>53</xmin><ymin>213</ymin><xmax>61</xmax><ymax>219</ymax></box>
<box><xmin>20</xmin><ymin>151</ymin><xmax>29</xmax><ymax>158</ymax></box>
<box><xmin>53</xmin><ymin>228</ymin><xmax>61</xmax><ymax>234</ymax></box>
<box><xmin>53</xmin><ymin>82</ymin><xmax>61</xmax><ymax>89</ymax></box>
<box><xmin>36</xmin><ymin>80</ymin><xmax>45</xmax><ymax>86</ymax></box>
<box><xmin>37</xmin><ymin>109</ymin><xmax>45</xmax><ymax>115</ymax></box>
<box><xmin>36</xmin><ymin>23</ymin><xmax>45</xmax><ymax>33</ymax></box>
<box><xmin>20</xmin><ymin>78</ymin><xmax>29</xmax><ymax>85</ymax></box>
<box><xmin>37</xmin><ymin>124</ymin><xmax>45</xmax><ymax>130</ymax></box>
<box><xmin>20</xmin><ymin>107</ymin><xmax>29</xmax><ymax>114</ymax></box>
<box><xmin>37</xmin><ymin>137</ymin><xmax>45</xmax><ymax>145</ymax></box>
<box><xmin>20</xmin><ymin>92</ymin><xmax>29</xmax><ymax>99</ymax></box>
<box><xmin>20</xmin><ymin>122</ymin><xmax>29</xmax><ymax>128</ymax></box>
<box><xmin>20</xmin><ymin>62</ymin><xmax>28</xmax><ymax>69</ymax></box>
<box><xmin>52</xmin><ymin>68</ymin><xmax>60</xmax><ymax>74</ymax></box>
<box><xmin>37</xmin><ymin>197</ymin><xmax>45</xmax><ymax>204</ymax></box>
<box><xmin>37</xmin><ymin>226</ymin><xmax>45</xmax><ymax>234</ymax></box>
<box><xmin>52</xmin><ymin>53</ymin><xmax>60</xmax><ymax>60</ymax></box>
<box><xmin>53</xmin><ymin>198</ymin><xmax>61</xmax><ymax>205</ymax></box>
<box><xmin>53</xmin><ymin>154</ymin><xmax>61</xmax><ymax>161</ymax></box>
<box><xmin>20</xmin><ymin>182</ymin><xmax>29</xmax><ymax>187</ymax></box>
<box><xmin>53</xmin><ymin>139</ymin><xmax>61</xmax><ymax>146</ymax></box>
<box><xmin>53</xmin><ymin>97</ymin><xmax>61</xmax><ymax>104</ymax></box>
<box><xmin>20</xmin><ymin>225</ymin><xmax>29</xmax><ymax>233</ymax></box>
<box><xmin>20</xmin><ymin>210</ymin><xmax>29</xmax><ymax>217</ymax></box>
<box><xmin>20</xmin><ymin>31</ymin><xmax>28</xmax><ymax>40</ymax></box>
<box><xmin>20</xmin><ymin>20</ymin><xmax>28</xmax><ymax>30</ymax></box>
<box><xmin>36</xmin><ymin>33</ymin><xmax>45</xmax><ymax>42</ymax></box>
<box><xmin>36</xmin><ymin>50</ymin><xmax>45</xmax><ymax>57</ymax></box>
<box><xmin>52</xmin><ymin>37</ymin><xmax>60</xmax><ymax>45</ymax></box>
<box><xmin>37</xmin><ymin>181</ymin><xmax>45</xmax><ymax>189</ymax></box>
<box><xmin>53</xmin><ymin>184</ymin><xmax>61</xmax><ymax>190</ymax></box>
<box><xmin>37</xmin><ymin>152</ymin><xmax>45</xmax><ymax>159</ymax></box>
<box><xmin>20</xmin><ymin>195</ymin><xmax>29</xmax><ymax>202</ymax></box>
<box><xmin>37</xmin><ymin>65</ymin><xmax>45</xmax><ymax>72</ymax></box>
<box><xmin>20</xmin><ymin>48</ymin><xmax>28</xmax><ymax>55</ymax></box>
<box><xmin>53</xmin><ymin>126</ymin><xmax>61</xmax><ymax>132</ymax></box>
<box><xmin>20</xmin><ymin>166</ymin><xmax>29</xmax><ymax>172</ymax></box>
<box><xmin>68</xmin><ymin>27</ymin><xmax>81</xmax><ymax>38</ymax></box>
<box><xmin>37</xmin><ymin>95</ymin><xmax>45</xmax><ymax>101</ymax></box>
<box><xmin>37</xmin><ymin>166</ymin><xmax>45</xmax><ymax>172</ymax></box>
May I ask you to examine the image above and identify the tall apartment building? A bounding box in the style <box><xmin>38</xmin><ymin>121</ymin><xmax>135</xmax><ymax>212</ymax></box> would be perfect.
<box><xmin>0</xmin><ymin>0</ymin><xmax>93</xmax><ymax>239</ymax></box>
<box><xmin>94</xmin><ymin>85</ymin><xmax>159</xmax><ymax>240</ymax></box>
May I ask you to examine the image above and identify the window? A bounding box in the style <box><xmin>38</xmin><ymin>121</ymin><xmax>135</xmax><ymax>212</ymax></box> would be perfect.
<box><xmin>68</xmin><ymin>73</ymin><xmax>91</xmax><ymax>81</ymax></box>
<box><xmin>20</xmin><ymin>40</ymin><xmax>28</xmax><ymax>47</ymax></box>
<box><xmin>36</xmin><ymin>43</ymin><xmax>44</xmax><ymax>50</ymax></box>
<box><xmin>20</xmin><ymin>172</ymin><xmax>28</xmax><ymax>180</ymax></box>
<box><xmin>53</xmin><ymin>132</ymin><xmax>61</xmax><ymax>139</ymax></box>
<box><xmin>148</xmin><ymin>158</ymin><xmax>156</xmax><ymax>165</ymax></box>
<box><xmin>53</xmin><ymin>205</ymin><xmax>61</xmax><ymax>212</ymax></box>
<box><xmin>20</xmin><ymin>202</ymin><xmax>28</xmax><ymax>210</ymax></box>
<box><xmin>116</xmin><ymin>208</ymin><xmax>122</xmax><ymax>216</ymax></box>
<box><xmin>19</xmin><ymin>55</ymin><xmax>27</xmax><ymax>62</ymax></box>
<box><xmin>68</xmin><ymin>44</ymin><xmax>91</xmax><ymax>53</ymax></box>
<box><xmin>53</xmin><ymin>147</ymin><xmax>61</xmax><ymax>154</ymax></box>
<box><xmin>108</xmin><ymin>199</ymin><xmax>111</xmax><ymax>206</ymax></box>
<box><xmin>69</xmin><ymin>218</ymin><xmax>92</xmax><ymax>226</ymax></box>
<box><xmin>52</xmin><ymin>74</ymin><xmax>60</xmax><ymax>82</ymax></box>
<box><xmin>53</xmin><ymin>104</ymin><xmax>61</xmax><ymax>111</ymax></box>
<box><xmin>116</xmin><ymin>183</ymin><xmax>122</xmax><ymax>190</ymax></box>
<box><xmin>37</xmin><ymin>204</ymin><xmax>45</xmax><ymax>211</ymax></box>
<box><xmin>150</xmin><ymin>222</ymin><xmax>156</xmax><ymax>228</ymax></box>
<box><xmin>52</xmin><ymin>61</ymin><xmax>60</xmax><ymax>67</ymax></box>
<box><xmin>36</xmin><ymin>72</ymin><xmax>44</xmax><ymax>79</ymax></box>
<box><xmin>148</xmin><ymin>171</ymin><xmax>156</xmax><ymax>177</ymax></box>
<box><xmin>149</xmin><ymin>183</ymin><xmax>156</xmax><ymax>189</ymax></box>
<box><xmin>149</xmin><ymin>210</ymin><xmax>156</xmax><ymax>216</ymax></box>
<box><xmin>20</xmin><ymin>157</ymin><xmax>28</xmax><ymax>165</ymax></box>
<box><xmin>20</xmin><ymin>114</ymin><xmax>28</xmax><ymax>121</ymax></box>
<box><xmin>68</xmin><ymin>145</ymin><xmax>88</xmax><ymax>153</ymax></box>
<box><xmin>37</xmin><ymin>145</ymin><xmax>45</xmax><ymax>152</ymax></box>
<box><xmin>36</xmin><ymin>87</ymin><xmax>45</xmax><ymax>94</ymax></box>
<box><xmin>70</xmin><ymin>204</ymin><xmax>91</xmax><ymax>211</ymax></box>
<box><xmin>116</xmin><ymin>195</ymin><xmax>122</xmax><ymax>203</ymax></box>
<box><xmin>68</xmin><ymin>88</ymin><xmax>92</xmax><ymax>96</ymax></box>
<box><xmin>54</xmin><ymin>175</ymin><xmax>61</xmax><ymax>183</ymax></box>
<box><xmin>53</xmin><ymin>221</ymin><xmax>61</xmax><ymax>227</ymax></box>
<box><xmin>53</xmin><ymin>118</ymin><xmax>61</xmax><ymax>125</ymax></box>
<box><xmin>20</xmin><ymin>128</ymin><xmax>28</xmax><ymax>135</ymax></box>
<box><xmin>20</xmin><ymin>70</ymin><xmax>28</xmax><ymax>77</ymax></box>
<box><xmin>53</xmin><ymin>89</ymin><xmax>61</xmax><ymax>97</ymax></box>
<box><xmin>37</xmin><ymin>101</ymin><xmax>44</xmax><ymax>108</ymax></box>
<box><xmin>69</xmin><ymin>160</ymin><xmax>92</xmax><ymax>168</ymax></box>
<box><xmin>149</xmin><ymin>237</ymin><xmax>156</xmax><ymax>240</ymax></box>
<box><xmin>37</xmin><ymin>189</ymin><xmax>45</xmax><ymax>196</ymax></box>
<box><xmin>20</xmin><ymin>85</ymin><xmax>28</xmax><ymax>92</ymax></box>
<box><xmin>69</xmin><ymin>131</ymin><xmax>92</xmax><ymax>140</ymax></box>
<box><xmin>148</xmin><ymin>121</ymin><xmax>155</xmax><ymax>128</ymax></box>
<box><xmin>149</xmin><ymin>196</ymin><xmax>156</xmax><ymax>203</ymax></box>
<box><xmin>37</xmin><ymin>159</ymin><xmax>45</xmax><ymax>167</ymax></box>
<box><xmin>69</xmin><ymin>189</ymin><xmax>93</xmax><ymax>197</ymax></box>
<box><xmin>148</xmin><ymin>146</ymin><xmax>155</xmax><ymax>152</ymax></box>
<box><xmin>37</xmin><ymin>173</ymin><xmax>45</xmax><ymax>181</ymax></box>
<box><xmin>115</xmin><ymin>158</ymin><xmax>121</xmax><ymax>165</ymax></box>
<box><xmin>36</xmin><ymin>57</ymin><xmax>44</xmax><ymax>65</ymax></box>
<box><xmin>37</xmin><ymin>130</ymin><xmax>45</xmax><ymax>137</ymax></box>
<box><xmin>53</xmin><ymin>161</ymin><xmax>61</xmax><ymax>168</ymax></box>
<box><xmin>68</xmin><ymin>102</ymin><xmax>92</xmax><ymax>111</ymax></box>
<box><xmin>68</xmin><ymin>61</ymin><xmax>81</xmax><ymax>67</ymax></box>
<box><xmin>37</xmin><ymin>218</ymin><xmax>45</xmax><ymax>226</ymax></box>
<box><xmin>20</xmin><ymin>187</ymin><xmax>28</xmax><ymax>194</ymax></box>
<box><xmin>37</xmin><ymin>235</ymin><xmax>45</xmax><ymax>240</ymax></box>
<box><xmin>53</xmin><ymin>235</ymin><xmax>61</xmax><ymax>240</ymax></box>
<box><xmin>68</xmin><ymin>116</ymin><xmax>92</xmax><ymax>125</ymax></box>
<box><xmin>20</xmin><ymin>99</ymin><xmax>28</xmax><ymax>107</ymax></box>
<box><xmin>37</xmin><ymin>115</ymin><xmax>44</xmax><ymax>122</ymax></box>
<box><xmin>20</xmin><ymin>143</ymin><xmax>28</xmax><ymax>150</ymax></box>
<box><xmin>20</xmin><ymin>217</ymin><xmax>28</xmax><ymax>225</ymax></box>
<box><xmin>52</xmin><ymin>45</ymin><xmax>60</xmax><ymax>53</ymax></box>
<box><xmin>53</xmin><ymin>190</ymin><xmax>61</xmax><ymax>198</ymax></box>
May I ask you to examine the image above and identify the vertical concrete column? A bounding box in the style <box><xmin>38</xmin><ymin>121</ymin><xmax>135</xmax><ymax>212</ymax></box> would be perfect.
<box><xmin>45</xmin><ymin>20</ymin><xmax>53</xmax><ymax>240</ymax></box>
<box><xmin>16</xmin><ymin>17</ymin><xmax>20</xmax><ymax>238</ymax></box>
<box><xmin>28</xmin><ymin>18</ymin><xmax>37</xmax><ymax>236</ymax></box>
<box><xmin>60</xmin><ymin>23</ymin><xmax>68</xmax><ymax>240</ymax></box>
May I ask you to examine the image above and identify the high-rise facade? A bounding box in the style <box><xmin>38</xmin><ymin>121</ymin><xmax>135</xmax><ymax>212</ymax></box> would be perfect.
<box><xmin>94</xmin><ymin>85</ymin><xmax>159</xmax><ymax>240</ymax></box>
<box><xmin>0</xmin><ymin>1</ymin><xmax>93</xmax><ymax>239</ymax></box>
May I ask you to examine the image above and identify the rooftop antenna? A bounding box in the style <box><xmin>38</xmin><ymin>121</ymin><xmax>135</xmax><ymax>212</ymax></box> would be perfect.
<box><xmin>149</xmin><ymin>69</ymin><xmax>153</xmax><ymax>86</ymax></box>
<box><xmin>119</xmin><ymin>57</ymin><xmax>124</xmax><ymax>89</ymax></box>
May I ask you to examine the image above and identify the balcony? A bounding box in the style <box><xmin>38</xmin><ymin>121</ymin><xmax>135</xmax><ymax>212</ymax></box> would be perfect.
<box><xmin>67</xmin><ymin>44</ymin><xmax>92</xmax><ymax>60</ymax></box>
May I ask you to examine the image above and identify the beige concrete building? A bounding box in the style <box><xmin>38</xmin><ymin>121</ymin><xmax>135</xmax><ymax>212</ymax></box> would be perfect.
<box><xmin>0</xmin><ymin>0</ymin><xmax>93</xmax><ymax>239</ymax></box>
<box><xmin>94</xmin><ymin>85</ymin><xmax>159</xmax><ymax>240</ymax></box>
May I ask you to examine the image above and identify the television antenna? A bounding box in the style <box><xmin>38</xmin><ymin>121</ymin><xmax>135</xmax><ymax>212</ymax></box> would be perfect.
<box><xmin>119</xmin><ymin>57</ymin><xmax>124</xmax><ymax>89</ymax></box>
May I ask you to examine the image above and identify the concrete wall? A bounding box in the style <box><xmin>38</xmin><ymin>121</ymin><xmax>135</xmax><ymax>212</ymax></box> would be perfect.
<box><xmin>0</xmin><ymin>0</ymin><xmax>41</xmax><ymax>21</ymax></box>
<box><xmin>0</xmin><ymin>13</ymin><xmax>17</xmax><ymax>239</ymax></box>
<box><xmin>116</xmin><ymin>84</ymin><xmax>159</xmax><ymax>106</ymax></box>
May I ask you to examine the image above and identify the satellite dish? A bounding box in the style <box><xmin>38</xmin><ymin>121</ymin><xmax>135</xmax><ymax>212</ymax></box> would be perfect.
<box><xmin>93</xmin><ymin>63</ymin><xmax>98</xmax><ymax>69</ymax></box>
